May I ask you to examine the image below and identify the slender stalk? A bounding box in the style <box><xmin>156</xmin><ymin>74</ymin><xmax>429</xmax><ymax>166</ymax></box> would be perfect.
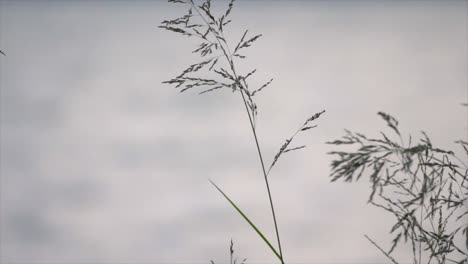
<box><xmin>188</xmin><ymin>1</ymin><xmax>284</xmax><ymax>262</ymax></box>
<box><xmin>239</xmin><ymin>87</ymin><xmax>284</xmax><ymax>263</ymax></box>
<box><xmin>419</xmin><ymin>206</ymin><xmax>422</xmax><ymax>264</ymax></box>
<box><xmin>364</xmin><ymin>235</ymin><xmax>399</xmax><ymax>264</ymax></box>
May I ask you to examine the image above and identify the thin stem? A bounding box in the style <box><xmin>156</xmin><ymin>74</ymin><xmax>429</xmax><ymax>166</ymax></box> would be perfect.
<box><xmin>364</xmin><ymin>234</ymin><xmax>399</xmax><ymax>264</ymax></box>
<box><xmin>230</xmin><ymin>239</ymin><xmax>233</xmax><ymax>264</ymax></box>
<box><xmin>419</xmin><ymin>207</ymin><xmax>422</xmax><ymax>264</ymax></box>
<box><xmin>239</xmin><ymin>88</ymin><xmax>284</xmax><ymax>263</ymax></box>
<box><xmin>188</xmin><ymin>1</ymin><xmax>285</xmax><ymax>263</ymax></box>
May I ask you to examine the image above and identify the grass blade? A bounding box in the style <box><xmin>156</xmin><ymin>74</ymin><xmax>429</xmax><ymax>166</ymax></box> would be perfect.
<box><xmin>209</xmin><ymin>179</ymin><xmax>283</xmax><ymax>263</ymax></box>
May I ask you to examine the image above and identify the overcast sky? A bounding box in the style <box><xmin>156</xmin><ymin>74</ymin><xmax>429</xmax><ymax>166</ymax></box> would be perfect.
<box><xmin>0</xmin><ymin>0</ymin><xmax>467</xmax><ymax>263</ymax></box>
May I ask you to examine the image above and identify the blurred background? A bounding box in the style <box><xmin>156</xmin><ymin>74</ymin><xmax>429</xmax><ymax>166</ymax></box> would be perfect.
<box><xmin>0</xmin><ymin>0</ymin><xmax>466</xmax><ymax>263</ymax></box>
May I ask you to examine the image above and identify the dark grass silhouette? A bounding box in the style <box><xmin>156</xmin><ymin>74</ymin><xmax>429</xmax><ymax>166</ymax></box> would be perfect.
<box><xmin>210</xmin><ymin>239</ymin><xmax>247</xmax><ymax>264</ymax></box>
<box><xmin>160</xmin><ymin>1</ymin><xmax>466</xmax><ymax>263</ymax></box>
<box><xmin>328</xmin><ymin>112</ymin><xmax>468</xmax><ymax>264</ymax></box>
<box><xmin>160</xmin><ymin>0</ymin><xmax>324</xmax><ymax>263</ymax></box>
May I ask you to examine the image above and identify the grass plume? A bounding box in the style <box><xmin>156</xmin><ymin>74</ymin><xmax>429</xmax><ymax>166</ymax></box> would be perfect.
<box><xmin>160</xmin><ymin>0</ymin><xmax>324</xmax><ymax>263</ymax></box>
<box><xmin>328</xmin><ymin>112</ymin><xmax>468</xmax><ymax>264</ymax></box>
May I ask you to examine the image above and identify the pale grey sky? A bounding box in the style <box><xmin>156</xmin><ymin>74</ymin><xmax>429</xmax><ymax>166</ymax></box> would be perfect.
<box><xmin>0</xmin><ymin>0</ymin><xmax>467</xmax><ymax>263</ymax></box>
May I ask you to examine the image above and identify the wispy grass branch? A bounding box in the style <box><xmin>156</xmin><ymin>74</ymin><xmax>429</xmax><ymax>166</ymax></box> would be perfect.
<box><xmin>329</xmin><ymin>112</ymin><xmax>468</xmax><ymax>264</ymax></box>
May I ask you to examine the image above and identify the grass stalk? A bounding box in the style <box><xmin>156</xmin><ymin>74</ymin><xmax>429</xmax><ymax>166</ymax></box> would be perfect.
<box><xmin>161</xmin><ymin>1</ymin><xmax>324</xmax><ymax>262</ymax></box>
<box><xmin>187</xmin><ymin>1</ymin><xmax>284</xmax><ymax>261</ymax></box>
<box><xmin>239</xmin><ymin>87</ymin><xmax>284</xmax><ymax>262</ymax></box>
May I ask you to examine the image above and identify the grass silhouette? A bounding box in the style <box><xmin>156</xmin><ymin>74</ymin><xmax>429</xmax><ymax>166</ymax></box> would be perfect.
<box><xmin>160</xmin><ymin>0</ymin><xmax>324</xmax><ymax>263</ymax></box>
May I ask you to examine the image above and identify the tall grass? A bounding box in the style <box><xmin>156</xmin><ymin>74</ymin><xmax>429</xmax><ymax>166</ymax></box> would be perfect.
<box><xmin>328</xmin><ymin>112</ymin><xmax>468</xmax><ymax>264</ymax></box>
<box><xmin>159</xmin><ymin>1</ymin><xmax>466</xmax><ymax>263</ymax></box>
<box><xmin>160</xmin><ymin>0</ymin><xmax>324</xmax><ymax>263</ymax></box>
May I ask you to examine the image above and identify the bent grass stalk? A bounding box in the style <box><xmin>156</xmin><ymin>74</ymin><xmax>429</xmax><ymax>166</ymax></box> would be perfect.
<box><xmin>160</xmin><ymin>0</ymin><xmax>324</xmax><ymax>263</ymax></box>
